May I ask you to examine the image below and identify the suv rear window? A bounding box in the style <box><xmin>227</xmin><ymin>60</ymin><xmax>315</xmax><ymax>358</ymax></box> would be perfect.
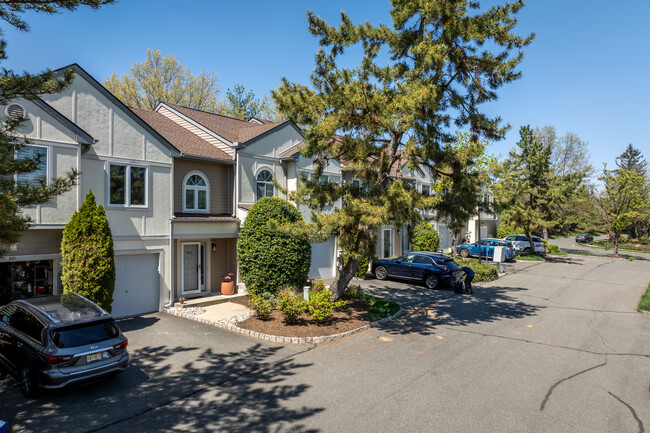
<box><xmin>52</xmin><ymin>320</ymin><xmax>120</xmax><ymax>348</ymax></box>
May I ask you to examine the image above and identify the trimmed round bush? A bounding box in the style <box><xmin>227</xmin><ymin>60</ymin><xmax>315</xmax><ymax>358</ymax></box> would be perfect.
<box><xmin>411</xmin><ymin>222</ymin><xmax>439</xmax><ymax>252</ymax></box>
<box><xmin>238</xmin><ymin>197</ymin><xmax>311</xmax><ymax>296</ymax></box>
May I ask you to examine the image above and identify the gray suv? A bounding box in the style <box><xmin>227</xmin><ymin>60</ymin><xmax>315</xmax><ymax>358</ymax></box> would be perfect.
<box><xmin>0</xmin><ymin>294</ymin><xmax>129</xmax><ymax>397</ymax></box>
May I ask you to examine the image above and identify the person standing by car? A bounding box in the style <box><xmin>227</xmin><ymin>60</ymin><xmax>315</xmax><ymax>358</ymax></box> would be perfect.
<box><xmin>462</xmin><ymin>266</ymin><xmax>475</xmax><ymax>294</ymax></box>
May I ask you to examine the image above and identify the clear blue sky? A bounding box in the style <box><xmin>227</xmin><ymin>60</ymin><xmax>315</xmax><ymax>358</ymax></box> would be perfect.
<box><xmin>3</xmin><ymin>0</ymin><xmax>649</xmax><ymax>172</ymax></box>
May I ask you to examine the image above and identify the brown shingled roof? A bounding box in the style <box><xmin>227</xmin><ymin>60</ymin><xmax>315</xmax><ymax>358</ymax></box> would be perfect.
<box><xmin>130</xmin><ymin>107</ymin><xmax>232</xmax><ymax>161</ymax></box>
<box><xmin>279</xmin><ymin>142</ymin><xmax>306</xmax><ymax>159</ymax></box>
<box><xmin>164</xmin><ymin>103</ymin><xmax>288</xmax><ymax>144</ymax></box>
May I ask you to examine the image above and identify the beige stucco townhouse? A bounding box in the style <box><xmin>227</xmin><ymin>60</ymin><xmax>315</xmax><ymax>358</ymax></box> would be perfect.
<box><xmin>0</xmin><ymin>64</ymin><xmax>179</xmax><ymax>317</ymax></box>
<box><xmin>131</xmin><ymin>103</ymin><xmax>341</xmax><ymax>300</ymax></box>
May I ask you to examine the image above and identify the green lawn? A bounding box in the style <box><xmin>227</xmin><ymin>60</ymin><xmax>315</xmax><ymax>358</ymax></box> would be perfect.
<box><xmin>638</xmin><ymin>283</ymin><xmax>650</xmax><ymax>312</ymax></box>
<box><xmin>515</xmin><ymin>254</ymin><xmax>546</xmax><ymax>262</ymax></box>
<box><xmin>358</xmin><ymin>293</ymin><xmax>401</xmax><ymax>320</ymax></box>
<box><xmin>591</xmin><ymin>240</ymin><xmax>650</xmax><ymax>254</ymax></box>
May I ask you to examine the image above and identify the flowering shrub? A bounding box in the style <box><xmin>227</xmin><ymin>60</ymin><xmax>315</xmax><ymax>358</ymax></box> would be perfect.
<box><xmin>250</xmin><ymin>292</ymin><xmax>275</xmax><ymax>320</ymax></box>
<box><xmin>307</xmin><ymin>285</ymin><xmax>348</xmax><ymax>323</ymax></box>
<box><xmin>277</xmin><ymin>287</ymin><xmax>306</xmax><ymax>324</ymax></box>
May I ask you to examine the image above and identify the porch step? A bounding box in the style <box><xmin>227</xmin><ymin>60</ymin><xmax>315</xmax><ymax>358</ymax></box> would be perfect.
<box><xmin>177</xmin><ymin>293</ymin><xmax>248</xmax><ymax>308</ymax></box>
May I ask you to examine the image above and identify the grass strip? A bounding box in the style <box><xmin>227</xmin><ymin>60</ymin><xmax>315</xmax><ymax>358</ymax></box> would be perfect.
<box><xmin>358</xmin><ymin>293</ymin><xmax>401</xmax><ymax>320</ymax></box>
<box><xmin>515</xmin><ymin>254</ymin><xmax>546</xmax><ymax>262</ymax></box>
<box><xmin>638</xmin><ymin>283</ymin><xmax>650</xmax><ymax>312</ymax></box>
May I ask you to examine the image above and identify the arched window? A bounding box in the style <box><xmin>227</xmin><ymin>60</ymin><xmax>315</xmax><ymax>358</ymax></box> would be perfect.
<box><xmin>256</xmin><ymin>169</ymin><xmax>274</xmax><ymax>201</ymax></box>
<box><xmin>183</xmin><ymin>172</ymin><xmax>209</xmax><ymax>212</ymax></box>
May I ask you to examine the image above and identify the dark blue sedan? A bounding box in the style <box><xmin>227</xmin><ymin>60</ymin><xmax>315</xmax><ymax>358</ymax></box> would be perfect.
<box><xmin>372</xmin><ymin>252</ymin><xmax>463</xmax><ymax>289</ymax></box>
<box><xmin>456</xmin><ymin>238</ymin><xmax>515</xmax><ymax>260</ymax></box>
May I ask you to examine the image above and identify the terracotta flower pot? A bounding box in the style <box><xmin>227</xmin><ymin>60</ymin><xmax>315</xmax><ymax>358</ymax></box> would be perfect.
<box><xmin>221</xmin><ymin>281</ymin><xmax>235</xmax><ymax>296</ymax></box>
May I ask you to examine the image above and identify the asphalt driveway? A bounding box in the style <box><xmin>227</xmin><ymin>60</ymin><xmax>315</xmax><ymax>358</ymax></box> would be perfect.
<box><xmin>1</xmin><ymin>255</ymin><xmax>650</xmax><ymax>432</ymax></box>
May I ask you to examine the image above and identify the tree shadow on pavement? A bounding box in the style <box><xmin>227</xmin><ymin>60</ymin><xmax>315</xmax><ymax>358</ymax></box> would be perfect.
<box><xmin>2</xmin><ymin>343</ymin><xmax>321</xmax><ymax>433</ymax></box>
<box><xmin>544</xmin><ymin>256</ymin><xmax>587</xmax><ymax>265</ymax></box>
<box><xmin>362</xmin><ymin>281</ymin><xmax>541</xmax><ymax>337</ymax></box>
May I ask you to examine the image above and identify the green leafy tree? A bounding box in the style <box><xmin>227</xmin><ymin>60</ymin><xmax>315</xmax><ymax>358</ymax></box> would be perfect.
<box><xmin>104</xmin><ymin>48</ymin><xmax>220</xmax><ymax>111</ymax></box>
<box><xmin>0</xmin><ymin>1</ymin><xmax>113</xmax><ymax>256</ymax></box>
<box><xmin>596</xmin><ymin>167</ymin><xmax>644</xmax><ymax>256</ymax></box>
<box><xmin>274</xmin><ymin>1</ymin><xmax>533</xmax><ymax>299</ymax></box>
<box><xmin>411</xmin><ymin>222</ymin><xmax>439</xmax><ymax>252</ymax></box>
<box><xmin>615</xmin><ymin>144</ymin><xmax>649</xmax><ymax>239</ymax></box>
<box><xmin>216</xmin><ymin>84</ymin><xmax>278</xmax><ymax>121</ymax></box>
<box><xmin>61</xmin><ymin>190</ymin><xmax>116</xmax><ymax>312</ymax></box>
<box><xmin>237</xmin><ymin>197</ymin><xmax>311</xmax><ymax>296</ymax></box>
<box><xmin>534</xmin><ymin>126</ymin><xmax>594</xmax><ymax>235</ymax></box>
<box><xmin>493</xmin><ymin>125</ymin><xmax>579</xmax><ymax>250</ymax></box>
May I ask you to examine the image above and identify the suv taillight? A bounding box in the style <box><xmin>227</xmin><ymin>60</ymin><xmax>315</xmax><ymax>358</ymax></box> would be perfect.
<box><xmin>39</xmin><ymin>353</ymin><xmax>73</xmax><ymax>364</ymax></box>
<box><xmin>113</xmin><ymin>338</ymin><xmax>128</xmax><ymax>350</ymax></box>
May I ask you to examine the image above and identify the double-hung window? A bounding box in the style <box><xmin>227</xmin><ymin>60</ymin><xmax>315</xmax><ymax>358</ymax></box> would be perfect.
<box><xmin>421</xmin><ymin>184</ymin><xmax>431</xmax><ymax>196</ymax></box>
<box><xmin>109</xmin><ymin>163</ymin><xmax>147</xmax><ymax>207</ymax></box>
<box><xmin>15</xmin><ymin>145</ymin><xmax>48</xmax><ymax>186</ymax></box>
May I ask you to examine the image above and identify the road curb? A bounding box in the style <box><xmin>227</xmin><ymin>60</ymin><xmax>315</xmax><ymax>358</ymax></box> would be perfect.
<box><xmin>164</xmin><ymin>305</ymin><xmax>403</xmax><ymax>345</ymax></box>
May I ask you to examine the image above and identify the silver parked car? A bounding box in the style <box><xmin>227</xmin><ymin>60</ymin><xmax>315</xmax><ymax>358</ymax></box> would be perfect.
<box><xmin>503</xmin><ymin>234</ymin><xmax>545</xmax><ymax>255</ymax></box>
<box><xmin>0</xmin><ymin>293</ymin><xmax>128</xmax><ymax>397</ymax></box>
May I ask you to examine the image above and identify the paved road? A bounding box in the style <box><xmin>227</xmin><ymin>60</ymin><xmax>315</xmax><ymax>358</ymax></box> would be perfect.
<box><xmin>553</xmin><ymin>236</ymin><xmax>650</xmax><ymax>259</ymax></box>
<box><xmin>1</xmin><ymin>256</ymin><xmax>650</xmax><ymax>432</ymax></box>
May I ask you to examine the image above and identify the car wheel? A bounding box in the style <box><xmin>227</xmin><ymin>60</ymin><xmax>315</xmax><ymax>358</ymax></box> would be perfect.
<box><xmin>374</xmin><ymin>266</ymin><xmax>388</xmax><ymax>280</ymax></box>
<box><xmin>19</xmin><ymin>363</ymin><xmax>39</xmax><ymax>398</ymax></box>
<box><xmin>424</xmin><ymin>274</ymin><xmax>439</xmax><ymax>290</ymax></box>
<box><xmin>522</xmin><ymin>247</ymin><xmax>530</xmax><ymax>254</ymax></box>
<box><xmin>459</xmin><ymin>248</ymin><xmax>470</xmax><ymax>258</ymax></box>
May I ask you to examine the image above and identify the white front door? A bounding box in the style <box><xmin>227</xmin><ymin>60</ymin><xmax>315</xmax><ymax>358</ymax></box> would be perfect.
<box><xmin>182</xmin><ymin>242</ymin><xmax>202</xmax><ymax>294</ymax></box>
<box><xmin>381</xmin><ymin>227</ymin><xmax>393</xmax><ymax>259</ymax></box>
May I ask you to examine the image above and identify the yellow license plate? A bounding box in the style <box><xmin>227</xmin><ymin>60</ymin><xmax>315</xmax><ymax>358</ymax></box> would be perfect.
<box><xmin>87</xmin><ymin>353</ymin><xmax>102</xmax><ymax>363</ymax></box>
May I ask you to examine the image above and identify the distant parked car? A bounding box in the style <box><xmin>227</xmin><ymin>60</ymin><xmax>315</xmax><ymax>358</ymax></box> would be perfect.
<box><xmin>456</xmin><ymin>238</ymin><xmax>515</xmax><ymax>261</ymax></box>
<box><xmin>504</xmin><ymin>234</ymin><xmax>545</xmax><ymax>255</ymax></box>
<box><xmin>575</xmin><ymin>233</ymin><xmax>594</xmax><ymax>243</ymax></box>
<box><xmin>372</xmin><ymin>252</ymin><xmax>464</xmax><ymax>290</ymax></box>
<box><xmin>0</xmin><ymin>294</ymin><xmax>129</xmax><ymax>397</ymax></box>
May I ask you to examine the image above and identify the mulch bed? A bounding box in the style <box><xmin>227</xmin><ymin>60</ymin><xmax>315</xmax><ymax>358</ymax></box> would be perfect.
<box><xmin>229</xmin><ymin>295</ymin><xmax>378</xmax><ymax>338</ymax></box>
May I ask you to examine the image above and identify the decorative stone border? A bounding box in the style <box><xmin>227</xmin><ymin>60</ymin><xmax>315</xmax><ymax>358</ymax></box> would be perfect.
<box><xmin>164</xmin><ymin>307</ymin><xmax>402</xmax><ymax>345</ymax></box>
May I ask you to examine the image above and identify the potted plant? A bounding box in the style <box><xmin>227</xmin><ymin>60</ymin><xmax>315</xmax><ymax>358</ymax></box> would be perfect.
<box><xmin>178</xmin><ymin>296</ymin><xmax>186</xmax><ymax>305</ymax></box>
<box><xmin>221</xmin><ymin>273</ymin><xmax>235</xmax><ymax>296</ymax></box>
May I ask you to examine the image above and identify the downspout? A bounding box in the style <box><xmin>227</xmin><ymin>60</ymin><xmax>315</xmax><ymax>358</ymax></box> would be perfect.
<box><xmin>165</xmin><ymin>152</ymin><xmax>175</xmax><ymax>307</ymax></box>
<box><xmin>232</xmin><ymin>148</ymin><xmax>238</xmax><ymax>218</ymax></box>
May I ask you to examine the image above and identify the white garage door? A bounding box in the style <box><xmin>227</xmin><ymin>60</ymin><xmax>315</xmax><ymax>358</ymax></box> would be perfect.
<box><xmin>113</xmin><ymin>254</ymin><xmax>159</xmax><ymax>318</ymax></box>
<box><xmin>308</xmin><ymin>237</ymin><xmax>336</xmax><ymax>279</ymax></box>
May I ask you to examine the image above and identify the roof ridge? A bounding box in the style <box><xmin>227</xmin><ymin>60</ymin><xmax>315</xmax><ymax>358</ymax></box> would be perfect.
<box><xmin>164</xmin><ymin>102</ymin><xmax>260</xmax><ymax>125</ymax></box>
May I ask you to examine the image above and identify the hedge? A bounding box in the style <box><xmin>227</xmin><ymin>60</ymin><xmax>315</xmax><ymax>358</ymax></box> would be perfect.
<box><xmin>238</xmin><ymin>197</ymin><xmax>311</xmax><ymax>296</ymax></box>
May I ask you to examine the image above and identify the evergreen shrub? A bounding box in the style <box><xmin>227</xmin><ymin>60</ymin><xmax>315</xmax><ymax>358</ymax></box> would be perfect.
<box><xmin>237</xmin><ymin>197</ymin><xmax>311</xmax><ymax>296</ymax></box>
<box><xmin>411</xmin><ymin>222</ymin><xmax>439</xmax><ymax>252</ymax></box>
<box><xmin>61</xmin><ymin>190</ymin><xmax>115</xmax><ymax>312</ymax></box>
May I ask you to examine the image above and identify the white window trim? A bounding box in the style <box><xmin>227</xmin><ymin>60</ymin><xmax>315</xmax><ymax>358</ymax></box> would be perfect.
<box><xmin>421</xmin><ymin>183</ymin><xmax>431</xmax><ymax>196</ymax></box>
<box><xmin>255</xmin><ymin>167</ymin><xmax>275</xmax><ymax>201</ymax></box>
<box><xmin>107</xmin><ymin>162</ymin><xmax>149</xmax><ymax>209</ymax></box>
<box><xmin>14</xmin><ymin>144</ymin><xmax>49</xmax><ymax>186</ymax></box>
<box><xmin>182</xmin><ymin>170</ymin><xmax>210</xmax><ymax>213</ymax></box>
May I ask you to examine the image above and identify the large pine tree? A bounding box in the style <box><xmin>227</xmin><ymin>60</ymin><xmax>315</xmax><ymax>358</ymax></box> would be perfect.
<box><xmin>0</xmin><ymin>0</ymin><xmax>113</xmax><ymax>256</ymax></box>
<box><xmin>274</xmin><ymin>0</ymin><xmax>533</xmax><ymax>298</ymax></box>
